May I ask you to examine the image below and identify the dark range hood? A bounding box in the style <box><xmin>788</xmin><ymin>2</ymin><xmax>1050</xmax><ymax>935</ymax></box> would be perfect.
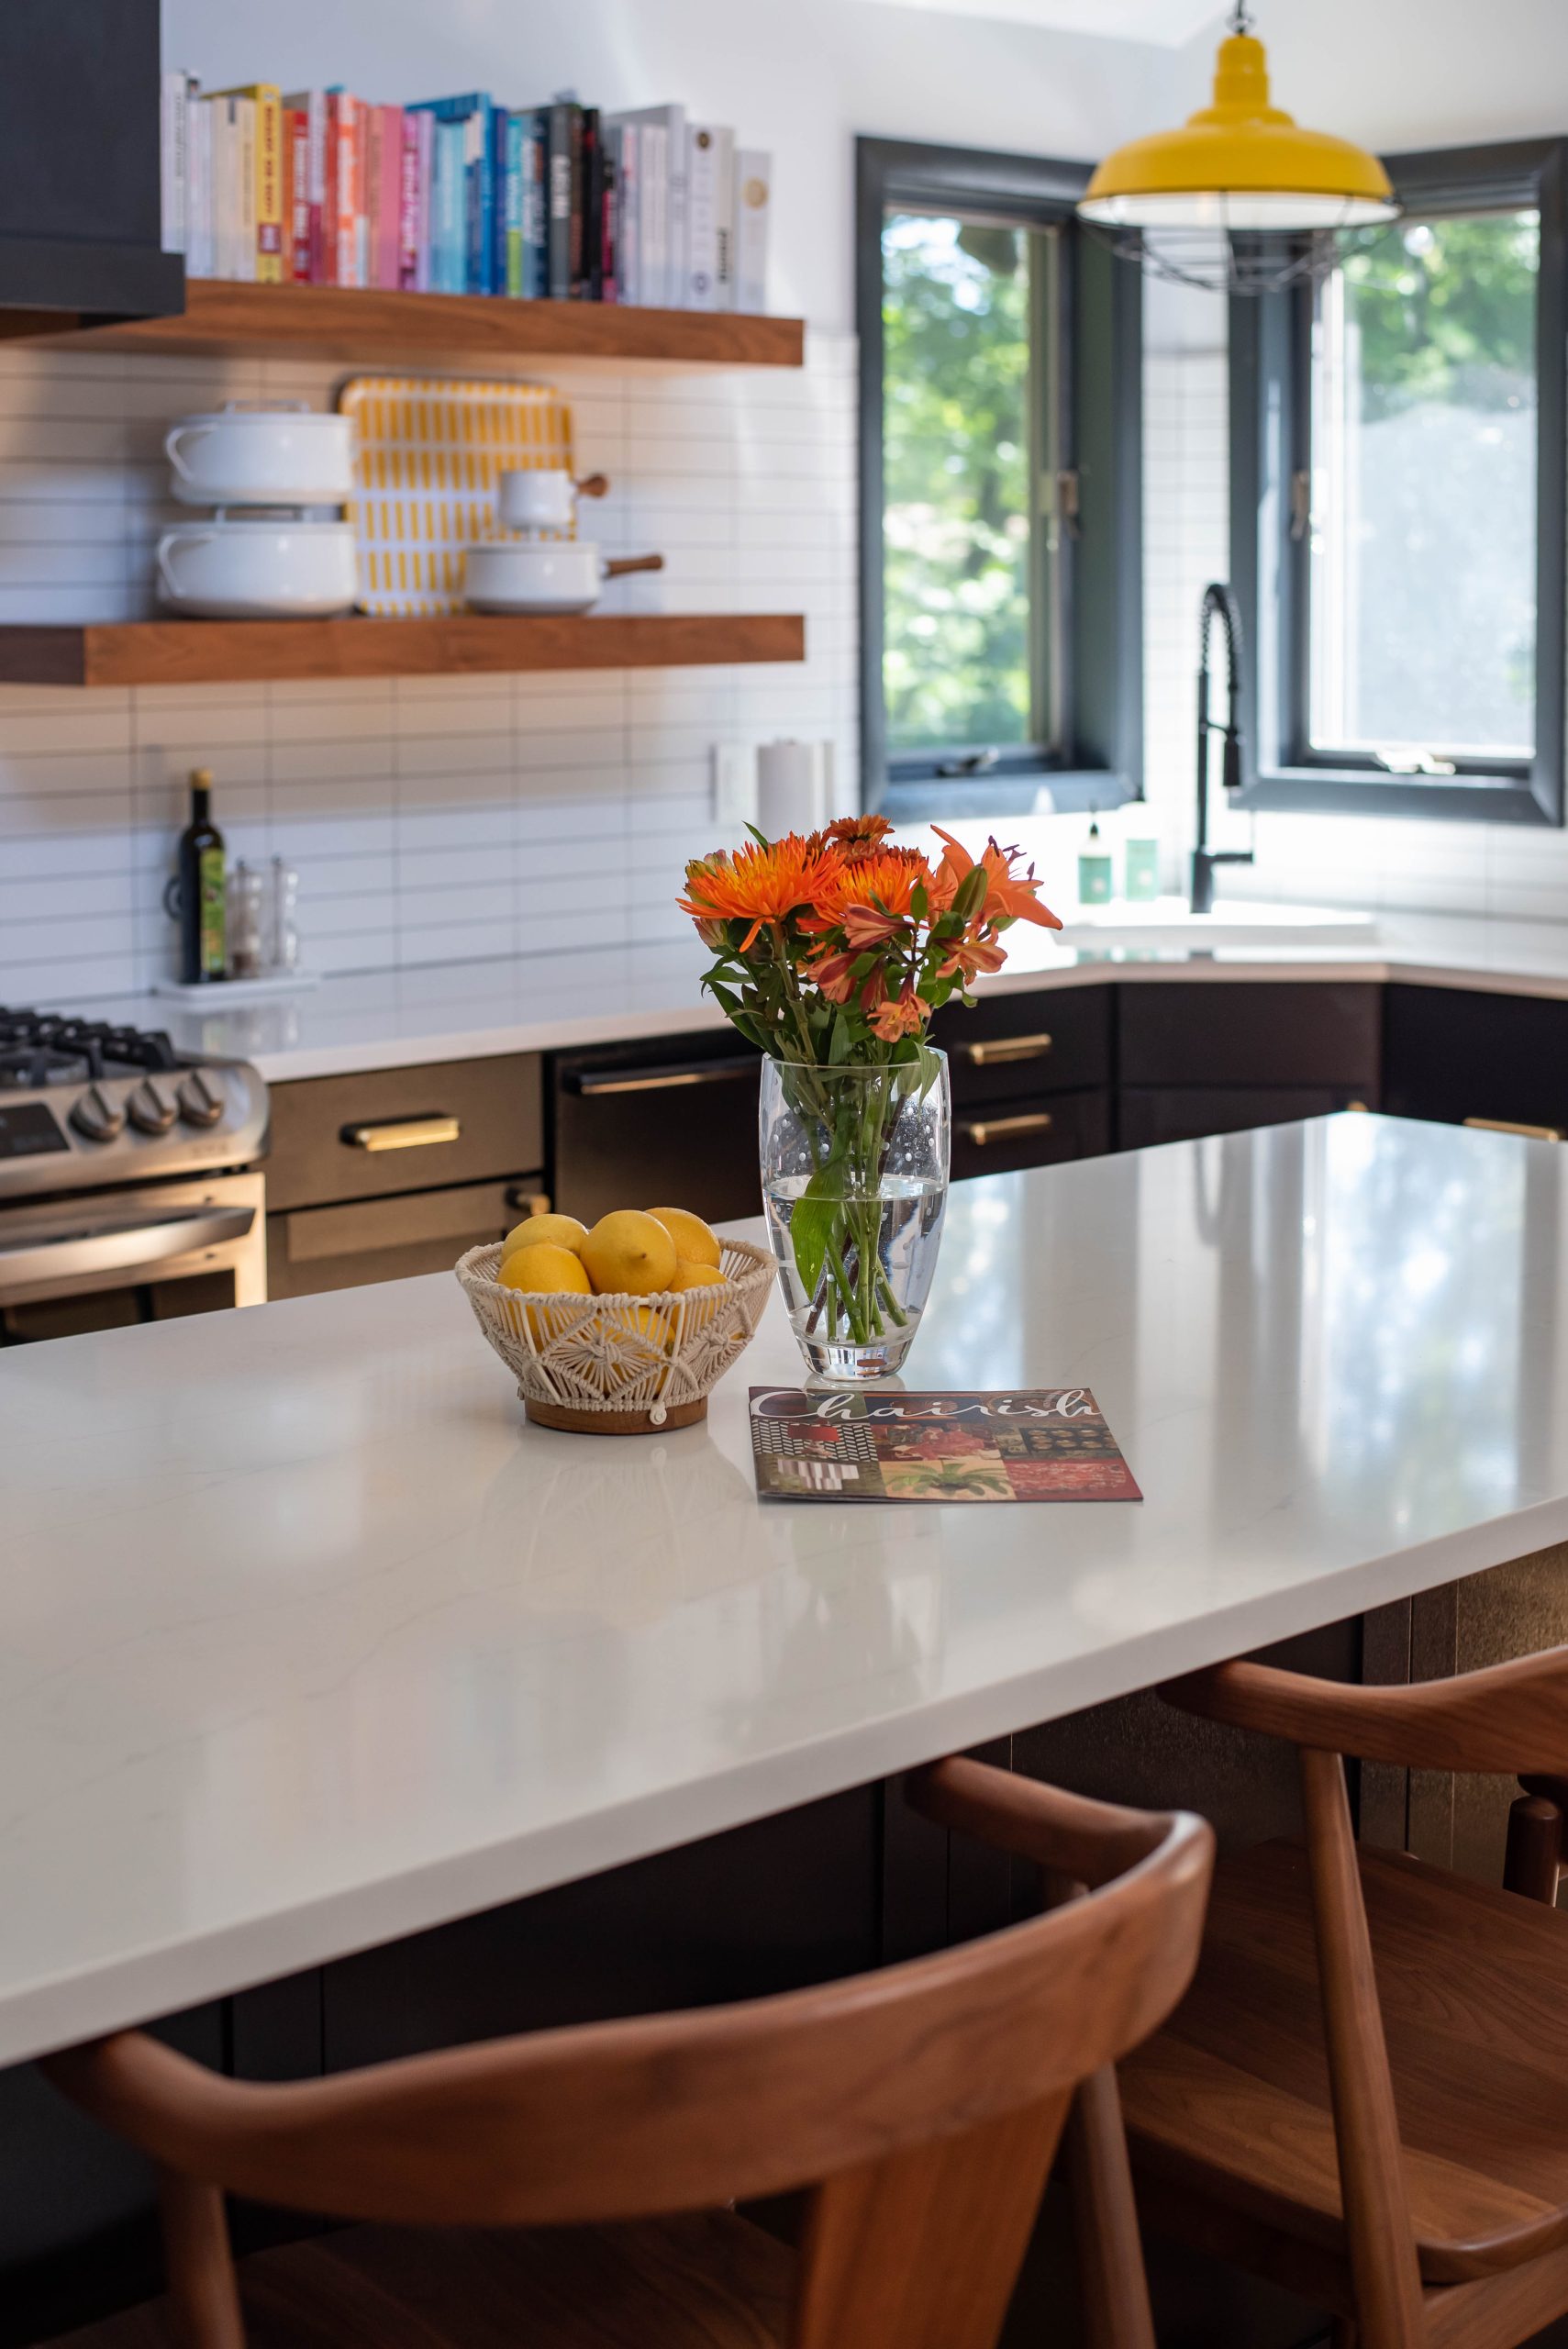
<box><xmin>0</xmin><ymin>0</ymin><xmax>183</xmax><ymax>336</ymax></box>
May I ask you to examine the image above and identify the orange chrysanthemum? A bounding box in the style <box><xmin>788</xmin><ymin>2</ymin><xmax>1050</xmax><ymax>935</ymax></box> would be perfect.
<box><xmin>931</xmin><ymin>828</ymin><xmax>1062</xmax><ymax>931</ymax></box>
<box><xmin>679</xmin><ymin>833</ymin><xmax>844</xmax><ymax>952</ymax></box>
<box><xmin>801</xmin><ymin>846</ymin><xmax>934</xmax><ymax>939</ymax></box>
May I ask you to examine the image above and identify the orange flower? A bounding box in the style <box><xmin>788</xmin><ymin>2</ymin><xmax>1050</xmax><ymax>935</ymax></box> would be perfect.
<box><xmin>871</xmin><ymin>985</ymin><xmax>931</xmax><ymax>1042</ymax></box>
<box><xmin>823</xmin><ymin>811</ymin><xmax>895</xmax><ymax>861</ymax></box>
<box><xmin>801</xmin><ymin>846</ymin><xmax>934</xmax><ymax>938</ymax></box>
<box><xmin>936</xmin><ymin>930</ymin><xmax>1010</xmax><ymax>985</ymax></box>
<box><xmin>931</xmin><ymin>828</ymin><xmax>1063</xmax><ymax>931</ymax></box>
<box><xmin>679</xmin><ymin>833</ymin><xmax>843</xmax><ymax>952</ymax></box>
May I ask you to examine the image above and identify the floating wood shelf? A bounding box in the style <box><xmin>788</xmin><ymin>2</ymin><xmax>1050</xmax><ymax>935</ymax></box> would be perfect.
<box><xmin>22</xmin><ymin>279</ymin><xmax>805</xmax><ymax>369</ymax></box>
<box><xmin>0</xmin><ymin>612</ymin><xmax>806</xmax><ymax>689</ymax></box>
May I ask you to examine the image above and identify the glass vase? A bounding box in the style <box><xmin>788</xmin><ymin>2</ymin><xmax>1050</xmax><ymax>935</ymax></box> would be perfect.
<box><xmin>759</xmin><ymin>1052</ymin><xmax>950</xmax><ymax>1384</ymax></box>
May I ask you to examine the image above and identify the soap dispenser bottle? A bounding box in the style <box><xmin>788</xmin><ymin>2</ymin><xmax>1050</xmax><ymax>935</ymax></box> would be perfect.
<box><xmin>1078</xmin><ymin>816</ymin><xmax>1113</xmax><ymax>906</ymax></box>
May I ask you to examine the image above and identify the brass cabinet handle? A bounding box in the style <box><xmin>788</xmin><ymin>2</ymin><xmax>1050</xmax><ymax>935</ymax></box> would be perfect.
<box><xmin>342</xmin><ymin>1116</ymin><xmax>462</xmax><ymax>1152</ymax></box>
<box><xmin>957</xmin><ymin>1031</ymin><xmax>1054</xmax><ymax>1067</ymax></box>
<box><xmin>572</xmin><ymin>1059</ymin><xmax>758</xmax><ymax>1097</ymax></box>
<box><xmin>962</xmin><ymin>1111</ymin><xmax>1053</xmax><ymax>1147</ymax></box>
<box><xmin>1464</xmin><ymin>1116</ymin><xmax>1563</xmax><ymax>1142</ymax></box>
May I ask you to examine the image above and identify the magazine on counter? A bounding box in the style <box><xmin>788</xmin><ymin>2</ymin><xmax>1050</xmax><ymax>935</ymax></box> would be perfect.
<box><xmin>749</xmin><ymin>1387</ymin><xmax>1142</xmax><ymax>1504</ymax></box>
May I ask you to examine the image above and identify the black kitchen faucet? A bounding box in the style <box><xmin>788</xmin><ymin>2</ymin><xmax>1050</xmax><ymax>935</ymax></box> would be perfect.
<box><xmin>1192</xmin><ymin>581</ymin><xmax>1254</xmax><ymax>915</ymax></box>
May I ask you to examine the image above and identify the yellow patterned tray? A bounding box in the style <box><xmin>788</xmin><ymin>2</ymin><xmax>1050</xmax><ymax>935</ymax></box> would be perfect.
<box><xmin>339</xmin><ymin>375</ymin><xmax>574</xmax><ymax>617</ymax></box>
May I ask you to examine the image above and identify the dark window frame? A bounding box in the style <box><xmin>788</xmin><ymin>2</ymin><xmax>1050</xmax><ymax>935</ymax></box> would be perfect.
<box><xmin>856</xmin><ymin>136</ymin><xmax>1143</xmax><ymax>822</ymax></box>
<box><xmin>1229</xmin><ymin>136</ymin><xmax>1568</xmax><ymax>827</ymax></box>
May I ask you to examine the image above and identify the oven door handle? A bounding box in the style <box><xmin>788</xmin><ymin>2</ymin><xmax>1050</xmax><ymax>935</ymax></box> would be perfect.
<box><xmin>0</xmin><ymin>1205</ymin><xmax>255</xmax><ymax>1289</ymax></box>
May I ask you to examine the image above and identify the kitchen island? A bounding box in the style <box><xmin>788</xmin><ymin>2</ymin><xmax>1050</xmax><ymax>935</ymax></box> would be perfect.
<box><xmin>5</xmin><ymin>1111</ymin><xmax>1568</xmax><ymax>2337</ymax></box>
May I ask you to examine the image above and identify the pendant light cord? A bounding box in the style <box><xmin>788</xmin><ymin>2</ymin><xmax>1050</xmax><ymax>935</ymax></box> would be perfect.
<box><xmin>1229</xmin><ymin>1</ymin><xmax>1253</xmax><ymax>29</ymax></box>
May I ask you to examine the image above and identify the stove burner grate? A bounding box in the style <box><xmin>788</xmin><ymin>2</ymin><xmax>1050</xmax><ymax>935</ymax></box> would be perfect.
<box><xmin>0</xmin><ymin>1008</ymin><xmax>181</xmax><ymax>1089</ymax></box>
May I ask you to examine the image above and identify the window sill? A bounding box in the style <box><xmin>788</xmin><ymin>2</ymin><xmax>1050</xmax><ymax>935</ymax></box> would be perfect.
<box><xmin>1235</xmin><ymin>767</ymin><xmax>1557</xmax><ymax>827</ymax></box>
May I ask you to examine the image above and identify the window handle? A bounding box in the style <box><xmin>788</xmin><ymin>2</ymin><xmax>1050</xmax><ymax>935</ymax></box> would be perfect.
<box><xmin>1290</xmin><ymin>470</ymin><xmax>1312</xmax><ymax>542</ymax></box>
<box><xmin>1056</xmin><ymin>467</ymin><xmax>1081</xmax><ymax>540</ymax></box>
<box><xmin>934</xmin><ymin>747</ymin><xmax>999</xmax><ymax>779</ymax></box>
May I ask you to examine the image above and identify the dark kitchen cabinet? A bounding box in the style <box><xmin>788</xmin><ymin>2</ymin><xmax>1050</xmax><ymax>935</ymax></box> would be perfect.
<box><xmin>1384</xmin><ymin>984</ymin><xmax>1568</xmax><ymax>1136</ymax></box>
<box><xmin>550</xmin><ymin>1032</ymin><xmax>764</xmax><ymax>1226</ymax></box>
<box><xmin>1116</xmin><ymin>981</ymin><xmax>1380</xmax><ymax>1147</ymax></box>
<box><xmin>951</xmin><ymin>1086</ymin><xmax>1111</xmax><ymax>1181</ymax></box>
<box><xmin>0</xmin><ymin>2</ymin><xmax>183</xmax><ymax>328</ymax></box>
<box><xmin>935</xmin><ymin>982</ymin><xmax>1110</xmax><ymax>1108</ymax></box>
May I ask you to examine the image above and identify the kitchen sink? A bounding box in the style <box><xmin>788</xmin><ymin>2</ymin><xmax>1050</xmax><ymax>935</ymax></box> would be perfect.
<box><xmin>1051</xmin><ymin>897</ymin><xmax>1379</xmax><ymax>952</ymax></box>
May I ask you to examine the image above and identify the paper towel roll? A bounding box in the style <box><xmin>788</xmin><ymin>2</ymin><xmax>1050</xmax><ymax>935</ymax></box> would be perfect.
<box><xmin>757</xmin><ymin>739</ymin><xmax>828</xmax><ymax>836</ymax></box>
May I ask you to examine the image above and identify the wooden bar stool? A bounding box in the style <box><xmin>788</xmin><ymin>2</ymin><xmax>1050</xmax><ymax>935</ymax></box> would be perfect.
<box><xmin>1116</xmin><ymin>1647</ymin><xmax>1568</xmax><ymax>2349</ymax></box>
<box><xmin>39</xmin><ymin>1757</ymin><xmax>1212</xmax><ymax>2349</ymax></box>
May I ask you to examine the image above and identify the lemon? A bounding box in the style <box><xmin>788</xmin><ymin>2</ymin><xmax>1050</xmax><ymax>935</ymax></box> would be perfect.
<box><xmin>626</xmin><ymin>1302</ymin><xmax>674</xmax><ymax>1353</ymax></box>
<box><xmin>647</xmin><ymin>1207</ymin><xmax>722</xmax><ymax>1270</ymax></box>
<box><xmin>501</xmin><ymin>1212</ymin><xmax>588</xmax><ymax>1261</ymax></box>
<box><xmin>496</xmin><ymin>1242</ymin><xmax>592</xmax><ymax>1297</ymax></box>
<box><xmin>582</xmin><ymin>1209</ymin><xmax>678</xmax><ymax>1297</ymax></box>
<box><xmin>667</xmin><ymin>1261</ymin><xmax>726</xmax><ymax>1293</ymax></box>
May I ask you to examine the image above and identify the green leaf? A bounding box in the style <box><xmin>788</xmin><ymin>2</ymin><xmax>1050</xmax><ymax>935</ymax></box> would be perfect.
<box><xmin>789</xmin><ymin>1167</ymin><xmax>846</xmax><ymax>1299</ymax></box>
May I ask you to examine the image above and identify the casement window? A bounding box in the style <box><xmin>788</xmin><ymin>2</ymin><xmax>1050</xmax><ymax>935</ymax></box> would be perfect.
<box><xmin>1230</xmin><ymin>139</ymin><xmax>1568</xmax><ymax>824</ymax></box>
<box><xmin>857</xmin><ymin>139</ymin><xmax>1142</xmax><ymax>820</ymax></box>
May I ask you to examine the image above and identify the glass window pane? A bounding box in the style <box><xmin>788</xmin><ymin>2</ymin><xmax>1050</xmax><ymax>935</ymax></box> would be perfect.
<box><xmin>1308</xmin><ymin>210</ymin><xmax>1539</xmax><ymax>760</ymax></box>
<box><xmin>881</xmin><ymin>211</ymin><xmax>1041</xmax><ymax>756</ymax></box>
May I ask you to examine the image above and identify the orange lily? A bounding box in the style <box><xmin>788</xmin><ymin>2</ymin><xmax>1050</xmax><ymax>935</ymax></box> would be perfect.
<box><xmin>931</xmin><ymin>828</ymin><xmax>1063</xmax><ymax>931</ymax></box>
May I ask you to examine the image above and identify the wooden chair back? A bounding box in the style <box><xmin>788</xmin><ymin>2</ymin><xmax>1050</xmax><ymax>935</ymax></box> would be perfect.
<box><xmin>45</xmin><ymin>1756</ymin><xmax>1212</xmax><ymax>2349</ymax></box>
<box><xmin>1161</xmin><ymin>1646</ymin><xmax>1568</xmax><ymax>2349</ymax></box>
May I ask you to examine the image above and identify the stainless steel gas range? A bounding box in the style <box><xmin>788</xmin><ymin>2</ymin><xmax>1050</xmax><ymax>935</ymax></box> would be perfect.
<box><xmin>0</xmin><ymin>1007</ymin><xmax>270</xmax><ymax>1343</ymax></box>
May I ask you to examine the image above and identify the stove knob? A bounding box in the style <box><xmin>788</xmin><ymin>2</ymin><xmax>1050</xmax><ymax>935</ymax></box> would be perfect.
<box><xmin>128</xmin><ymin>1079</ymin><xmax>177</xmax><ymax>1137</ymax></box>
<box><xmin>176</xmin><ymin>1070</ymin><xmax>226</xmax><ymax>1129</ymax></box>
<box><xmin>70</xmin><ymin>1084</ymin><xmax>126</xmax><ymax>1143</ymax></box>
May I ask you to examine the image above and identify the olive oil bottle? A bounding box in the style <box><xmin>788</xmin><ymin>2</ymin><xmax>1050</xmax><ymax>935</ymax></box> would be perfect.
<box><xmin>175</xmin><ymin>768</ymin><xmax>227</xmax><ymax>983</ymax></box>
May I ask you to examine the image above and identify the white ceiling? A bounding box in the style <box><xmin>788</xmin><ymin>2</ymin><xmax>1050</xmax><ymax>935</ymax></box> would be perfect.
<box><xmin>861</xmin><ymin>0</ymin><xmax>1223</xmax><ymax>46</ymax></box>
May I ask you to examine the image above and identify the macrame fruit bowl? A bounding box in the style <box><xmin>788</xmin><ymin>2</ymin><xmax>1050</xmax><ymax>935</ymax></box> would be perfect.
<box><xmin>456</xmin><ymin>1235</ymin><xmax>775</xmax><ymax>1434</ymax></box>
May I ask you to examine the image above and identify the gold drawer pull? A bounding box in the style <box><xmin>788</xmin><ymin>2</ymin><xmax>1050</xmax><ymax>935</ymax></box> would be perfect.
<box><xmin>958</xmin><ymin>1031</ymin><xmax>1054</xmax><ymax>1066</ymax></box>
<box><xmin>343</xmin><ymin>1116</ymin><xmax>462</xmax><ymax>1152</ymax></box>
<box><xmin>1464</xmin><ymin>1116</ymin><xmax>1563</xmax><ymax>1143</ymax></box>
<box><xmin>962</xmin><ymin>1111</ymin><xmax>1053</xmax><ymax>1147</ymax></box>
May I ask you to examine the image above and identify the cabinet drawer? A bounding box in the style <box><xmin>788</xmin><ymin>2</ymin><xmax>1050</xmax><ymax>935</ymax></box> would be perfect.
<box><xmin>951</xmin><ymin>1088</ymin><xmax>1110</xmax><ymax>1183</ymax></box>
<box><xmin>266</xmin><ymin>1054</ymin><xmax>543</xmax><ymax>1210</ymax></box>
<box><xmin>1118</xmin><ymin>1085</ymin><xmax>1367</xmax><ymax>1152</ymax></box>
<box><xmin>1118</xmin><ymin>982</ymin><xmax>1381</xmax><ymax>1089</ymax></box>
<box><xmin>1384</xmin><ymin>985</ymin><xmax>1568</xmax><ymax>1133</ymax></box>
<box><xmin>934</xmin><ymin>985</ymin><xmax>1110</xmax><ymax>1108</ymax></box>
<box><xmin>267</xmin><ymin>1174</ymin><xmax>547</xmax><ymax>1299</ymax></box>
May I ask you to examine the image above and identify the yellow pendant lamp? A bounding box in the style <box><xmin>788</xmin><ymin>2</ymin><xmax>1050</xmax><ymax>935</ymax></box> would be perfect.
<box><xmin>1079</xmin><ymin>4</ymin><xmax>1396</xmax><ymax>234</ymax></box>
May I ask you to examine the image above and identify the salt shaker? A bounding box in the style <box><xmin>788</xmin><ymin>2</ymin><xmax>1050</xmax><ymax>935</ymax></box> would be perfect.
<box><xmin>269</xmin><ymin>857</ymin><xmax>300</xmax><ymax>974</ymax></box>
<box><xmin>227</xmin><ymin>862</ymin><xmax>265</xmax><ymax>980</ymax></box>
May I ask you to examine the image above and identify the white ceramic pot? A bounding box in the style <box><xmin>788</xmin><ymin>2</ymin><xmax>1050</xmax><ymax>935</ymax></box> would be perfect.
<box><xmin>155</xmin><ymin>518</ymin><xmax>360</xmax><ymax>618</ymax></box>
<box><xmin>164</xmin><ymin>404</ymin><xmax>356</xmax><ymax>507</ymax></box>
<box><xmin>464</xmin><ymin>540</ymin><xmax>663</xmax><ymax>616</ymax></box>
<box><xmin>495</xmin><ymin>467</ymin><xmax>611</xmax><ymax>533</ymax></box>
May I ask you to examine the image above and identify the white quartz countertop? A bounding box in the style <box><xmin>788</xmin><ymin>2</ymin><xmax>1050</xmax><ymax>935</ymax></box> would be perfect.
<box><xmin>54</xmin><ymin>911</ymin><xmax>1568</xmax><ymax>1083</ymax></box>
<box><xmin>5</xmin><ymin>1112</ymin><xmax>1568</xmax><ymax>2065</ymax></box>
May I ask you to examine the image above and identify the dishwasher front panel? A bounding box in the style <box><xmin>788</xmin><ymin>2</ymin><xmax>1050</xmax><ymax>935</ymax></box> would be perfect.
<box><xmin>550</xmin><ymin>1036</ymin><xmax>763</xmax><ymax>1228</ymax></box>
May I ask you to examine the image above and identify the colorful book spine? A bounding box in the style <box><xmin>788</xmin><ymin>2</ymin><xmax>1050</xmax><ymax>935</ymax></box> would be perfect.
<box><xmin>734</xmin><ymin>150</ymin><xmax>771</xmax><ymax>315</ymax></box>
<box><xmin>581</xmin><ymin>107</ymin><xmax>603</xmax><ymax>300</ymax></box>
<box><xmin>546</xmin><ymin>102</ymin><xmax>575</xmax><ymax>301</ymax></box>
<box><xmin>502</xmin><ymin>112</ymin><xmax>524</xmax><ymax>298</ymax></box>
<box><xmin>324</xmin><ymin>90</ymin><xmax>358</xmax><ymax>286</ymax></box>
<box><xmin>367</xmin><ymin>105</ymin><xmax>403</xmax><ymax>288</ymax></box>
<box><xmin>685</xmin><ymin>122</ymin><xmax>722</xmax><ymax>311</ymax></box>
<box><xmin>282</xmin><ymin>106</ymin><xmax>305</xmax><ymax>279</ymax></box>
<box><xmin>161</xmin><ymin>70</ymin><xmax>190</xmax><ymax>255</ymax></box>
<box><xmin>606</xmin><ymin>106</ymin><xmax>684</xmax><ymax>307</ymax></box>
<box><xmin>399</xmin><ymin>111</ymin><xmax>421</xmax><ymax>290</ymax></box>
<box><xmin>600</xmin><ymin>146</ymin><xmax>618</xmax><ymax>303</ymax></box>
<box><xmin>281</xmin><ymin>90</ymin><xmax>327</xmax><ymax>281</ymax></box>
<box><xmin>712</xmin><ymin>127</ymin><xmax>735</xmax><ymax>311</ymax></box>
<box><xmin>431</xmin><ymin>118</ymin><xmax>466</xmax><ymax>293</ymax></box>
<box><xmin>520</xmin><ymin>112</ymin><xmax>547</xmax><ymax>298</ymax></box>
<box><xmin>612</xmin><ymin>124</ymin><xmax>637</xmax><ymax>306</ymax></box>
<box><xmin>413</xmin><ymin>111</ymin><xmax>435</xmax><ymax>291</ymax></box>
<box><xmin>409</xmin><ymin>95</ymin><xmax>494</xmax><ymax>295</ymax></box>
<box><xmin>210</xmin><ymin>84</ymin><xmax>281</xmax><ymax>281</ymax></box>
<box><xmin>185</xmin><ymin>89</ymin><xmax>213</xmax><ymax>278</ymax></box>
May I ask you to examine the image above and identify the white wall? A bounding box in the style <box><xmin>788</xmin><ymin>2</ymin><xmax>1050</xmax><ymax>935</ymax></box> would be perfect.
<box><xmin>161</xmin><ymin>0</ymin><xmax>1172</xmax><ymax>332</ymax></box>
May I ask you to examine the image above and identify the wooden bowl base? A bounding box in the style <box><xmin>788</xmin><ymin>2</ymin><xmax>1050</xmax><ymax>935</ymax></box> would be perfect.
<box><xmin>524</xmin><ymin>1394</ymin><xmax>709</xmax><ymax>1436</ymax></box>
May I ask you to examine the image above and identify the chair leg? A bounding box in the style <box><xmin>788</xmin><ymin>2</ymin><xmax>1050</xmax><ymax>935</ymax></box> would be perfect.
<box><xmin>158</xmin><ymin>2171</ymin><xmax>245</xmax><ymax>2349</ymax></box>
<box><xmin>1504</xmin><ymin>1787</ymin><xmax>1563</xmax><ymax>1906</ymax></box>
<box><xmin>1067</xmin><ymin>2067</ymin><xmax>1157</xmax><ymax>2349</ymax></box>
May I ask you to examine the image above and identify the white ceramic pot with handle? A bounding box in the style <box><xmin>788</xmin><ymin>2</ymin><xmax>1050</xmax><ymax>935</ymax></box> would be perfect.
<box><xmin>495</xmin><ymin>467</ymin><xmax>610</xmax><ymax>534</ymax></box>
<box><xmin>156</xmin><ymin>517</ymin><xmax>360</xmax><ymax>618</ymax></box>
<box><xmin>164</xmin><ymin>403</ymin><xmax>356</xmax><ymax>507</ymax></box>
<box><xmin>464</xmin><ymin>540</ymin><xmax>663</xmax><ymax>615</ymax></box>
